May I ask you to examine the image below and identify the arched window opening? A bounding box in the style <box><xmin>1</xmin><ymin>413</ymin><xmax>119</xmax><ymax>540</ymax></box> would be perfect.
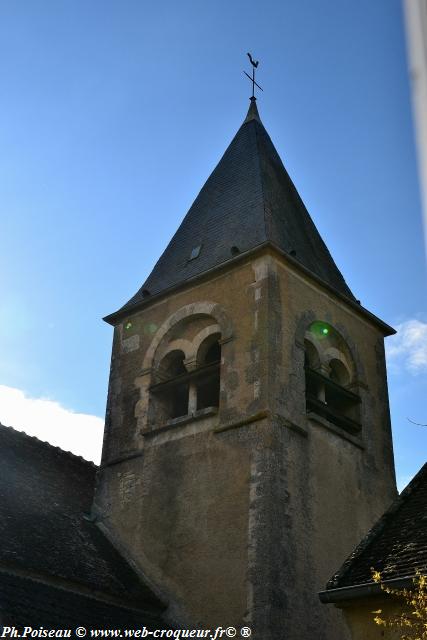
<box><xmin>158</xmin><ymin>350</ymin><xmax>187</xmax><ymax>380</ymax></box>
<box><xmin>304</xmin><ymin>323</ymin><xmax>361</xmax><ymax>434</ymax></box>
<box><xmin>196</xmin><ymin>336</ymin><xmax>221</xmax><ymax>411</ymax></box>
<box><xmin>151</xmin><ymin>350</ymin><xmax>189</xmax><ymax>421</ymax></box>
<box><xmin>329</xmin><ymin>359</ymin><xmax>350</xmax><ymax>386</ymax></box>
<box><xmin>305</xmin><ymin>339</ymin><xmax>320</xmax><ymax>370</ymax></box>
<box><xmin>304</xmin><ymin>340</ymin><xmax>323</xmax><ymax>401</ymax></box>
<box><xmin>204</xmin><ymin>341</ymin><xmax>221</xmax><ymax>364</ymax></box>
<box><xmin>149</xmin><ymin>328</ymin><xmax>222</xmax><ymax>427</ymax></box>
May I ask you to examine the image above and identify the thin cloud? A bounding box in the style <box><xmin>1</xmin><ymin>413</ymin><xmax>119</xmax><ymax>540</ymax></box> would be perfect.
<box><xmin>386</xmin><ymin>319</ymin><xmax>427</xmax><ymax>374</ymax></box>
<box><xmin>0</xmin><ymin>385</ymin><xmax>103</xmax><ymax>463</ymax></box>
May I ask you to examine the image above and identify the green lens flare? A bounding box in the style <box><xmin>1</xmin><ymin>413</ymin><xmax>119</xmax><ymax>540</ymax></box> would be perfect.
<box><xmin>310</xmin><ymin>321</ymin><xmax>331</xmax><ymax>339</ymax></box>
<box><xmin>125</xmin><ymin>322</ymin><xmax>132</xmax><ymax>330</ymax></box>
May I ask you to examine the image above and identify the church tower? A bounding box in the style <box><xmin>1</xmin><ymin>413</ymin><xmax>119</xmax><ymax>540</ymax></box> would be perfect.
<box><xmin>94</xmin><ymin>97</ymin><xmax>397</xmax><ymax>640</ymax></box>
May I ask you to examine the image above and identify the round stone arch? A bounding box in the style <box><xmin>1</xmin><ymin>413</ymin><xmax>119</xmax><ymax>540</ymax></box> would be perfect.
<box><xmin>153</xmin><ymin>338</ymin><xmax>193</xmax><ymax>369</ymax></box>
<box><xmin>193</xmin><ymin>325</ymin><xmax>221</xmax><ymax>364</ymax></box>
<box><xmin>323</xmin><ymin>346</ymin><xmax>353</xmax><ymax>379</ymax></box>
<box><xmin>304</xmin><ymin>338</ymin><xmax>352</xmax><ymax>378</ymax></box>
<box><xmin>294</xmin><ymin>312</ymin><xmax>363</xmax><ymax>382</ymax></box>
<box><xmin>142</xmin><ymin>302</ymin><xmax>233</xmax><ymax>371</ymax></box>
<box><xmin>304</xmin><ymin>335</ymin><xmax>322</xmax><ymax>369</ymax></box>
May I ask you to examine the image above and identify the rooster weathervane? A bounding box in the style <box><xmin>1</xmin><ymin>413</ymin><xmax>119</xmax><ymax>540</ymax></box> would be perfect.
<box><xmin>244</xmin><ymin>52</ymin><xmax>263</xmax><ymax>98</ymax></box>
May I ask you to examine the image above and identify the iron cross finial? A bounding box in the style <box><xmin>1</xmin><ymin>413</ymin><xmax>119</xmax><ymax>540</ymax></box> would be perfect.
<box><xmin>244</xmin><ymin>52</ymin><xmax>263</xmax><ymax>99</ymax></box>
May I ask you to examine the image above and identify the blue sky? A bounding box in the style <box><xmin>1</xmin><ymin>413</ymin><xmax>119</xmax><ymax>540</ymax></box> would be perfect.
<box><xmin>0</xmin><ymin>0</ymin><xmax>425</xmax><ymax>489</ymax></box>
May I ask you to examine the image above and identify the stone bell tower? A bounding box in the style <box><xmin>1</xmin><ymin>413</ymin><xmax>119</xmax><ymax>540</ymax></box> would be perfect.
<box><xmin>94</xmin><ymin>98</ymin><xmax>397</xmax><ymax>640</ymax></box>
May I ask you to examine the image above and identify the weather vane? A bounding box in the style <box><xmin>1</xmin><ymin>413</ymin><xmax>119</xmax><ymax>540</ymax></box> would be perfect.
<box><xmin>244</xmin><ymin>52</ymin><xmax>263</xmax><ymax>99</ymax></box>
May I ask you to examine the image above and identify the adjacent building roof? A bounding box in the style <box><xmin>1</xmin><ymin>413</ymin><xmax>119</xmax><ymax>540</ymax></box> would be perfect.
<box><xmin>0</xmin><ymin>573</ymin><xmax>165</xmax><ymax>631</ymax></box>
<box><xmin>323</xmin><ymin>462</ymin><xmax>427</xmax><ymax>598</ymax></box>
<box><xmin>108</xmin><ymin>99</ymin><xmax>355</xmax><ymax>320</ymax></box>
<box><xmin>0</xmin><ymin>423</ymin><xmax>166</xmax><ymax>629</ymax></box>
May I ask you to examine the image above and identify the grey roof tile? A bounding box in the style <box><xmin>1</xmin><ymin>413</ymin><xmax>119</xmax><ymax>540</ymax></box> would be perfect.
<box><xmin>0</xmin><ymin>572</ymin><xmax>166</xmax><ymax>632</ymax></box>
<box><xmin>0</xmin><ymin>423</ymin><xmax>165</xmax><ymax>624</ymax></box>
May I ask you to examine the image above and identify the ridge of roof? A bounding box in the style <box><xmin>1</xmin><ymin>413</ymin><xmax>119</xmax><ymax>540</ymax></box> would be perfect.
<box><xmin>0</xmin><ymin>421</ymin><xmax>97</xmax><ymax>468</ymax></box>
<box><xmin>326</xmin><ymin>463</ymin><xmax>427</xmax><ymax>592</ymax></box>
<box><xmin>107</xmin><ymin>100</ymin><xmax>356</xmax><ymax>321</ymax></box>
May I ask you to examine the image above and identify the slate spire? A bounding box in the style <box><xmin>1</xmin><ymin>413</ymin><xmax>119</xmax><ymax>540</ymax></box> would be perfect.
<box><xmin>244</xmin><ymin>96</ymin><xmax>262</xmax><ymax>123</ymax></box>
<box><xmin>112</xmin><ymin>100</ymin><xmax>355</xmax><ymax>317</ymax></box>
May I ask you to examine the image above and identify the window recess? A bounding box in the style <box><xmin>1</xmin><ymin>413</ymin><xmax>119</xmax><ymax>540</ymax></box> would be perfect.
<box><xmin>305</xmin><ymin>367</ymin><xmax>361</xmax><ymax>434</ymax></box>
<box><xmin>150</xmin><ymin>338</ymin><xmax>221</xmax><ymax>424</ymax></box>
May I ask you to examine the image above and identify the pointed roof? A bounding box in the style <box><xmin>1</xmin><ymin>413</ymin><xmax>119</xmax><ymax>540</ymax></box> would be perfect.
<box><xmin>110</xmin><ymin>99</ymin><xmax>355</xmax><ymax>319</ymax></box>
